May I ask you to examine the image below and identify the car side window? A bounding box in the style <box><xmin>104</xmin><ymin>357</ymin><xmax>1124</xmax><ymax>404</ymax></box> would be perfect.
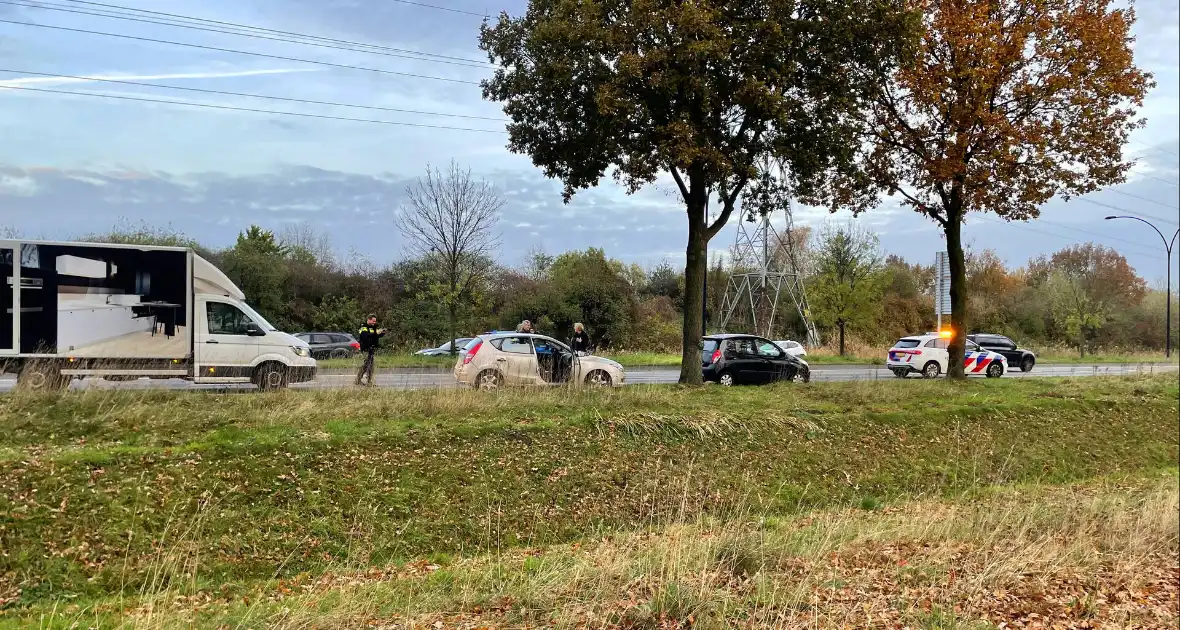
<box><xmin>729</xmin><ymin>339</ymin><xmax>757</xmax><ymax>356</ymax></box>
<box><xmin>756</xmin><ymin>340</ymin><xmax>784</xmax><ymax>358</ymax></box>
<box><xmin>494</xmin><ymin>336</ymin><xmax>534</xmax><ymax>354</ymax></box>
<box><xmin>206</xmin><ymin>302</ymin><xmax>254</xmax><ymax>335</ymax></box>
<box><xmin>925</xmin><ymin>339</ymin><xmax>948</xmax><ymax>349</ymax></box>
<box><xmin>1000</xmin><ymin>336</ymin><xmax>1016</xmax><ymax>349</ymax></box>
<box><xmin>967</xmin><ymin>340</ymin><xmax>982</xmax><ymax>351</ymax></box>
<box><xmin>311</xmin><ymin>334</ymin><xmax>331</xmax><ymax>345</ymax></box>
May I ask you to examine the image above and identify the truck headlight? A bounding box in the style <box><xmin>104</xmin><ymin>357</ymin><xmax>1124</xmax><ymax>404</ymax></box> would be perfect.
<box><xmin>291</xmin><ymin>346</ymin><xmax>310</xmax><ymax>358</ymax></box>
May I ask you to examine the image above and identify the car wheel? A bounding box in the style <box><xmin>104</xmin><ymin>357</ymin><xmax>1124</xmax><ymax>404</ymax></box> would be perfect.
<box><xmin>584</xmin><ymin>369</ymin><xmax>612</xmax><ymax>387</ymax></box>
<box><xmin>17</xmin><ymin>362</ymin><xmax>70</xmax><ymax>391</ymax></box>
<box><xmin>891</xmin><ymin>368</ymin><xmax>908</xmax><ymax>378</ymax></box>
<box><xmin>475</xmin><ymin>370</ymin><xmax>503</xmax><ymax>391</ymax></box>
<box><xmin>254</xmin><ymin>363</ymin><xmax>289</xmax><ymax>391</ymax></box>
<box><xmin>718</xmin><ymin>372</ymin><xmax>736</xmax><ymax>387</ymax></box>
<box><xmin>986</xmin><ymin>362</ymin><xmax>1004</xmax><ymax>378</ymax></box>
<box><xmin>330</xmin><ymin>348</ymin><xmax>350</xmax><ymax>359</ymax></box>
<box><xmin>1020</xmin><ymin>357</ymin><xmax>1034</xmax><ymax>372</ymax></box>
<box><xmin>921</xmin><ymin>361</ymin><xmax>941</xmax><ymax>379</ymax></box>
<box><xmin>790</xmin><ymin>369</ymin><xmax>809</xmax><ymax>384</ymax></box>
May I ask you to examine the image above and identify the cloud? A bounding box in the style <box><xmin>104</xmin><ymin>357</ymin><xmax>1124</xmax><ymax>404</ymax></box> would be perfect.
<box><xmin>0</xmin><ymin>67</ymin><xmax>316</xmax><ymax>89</ymax></box>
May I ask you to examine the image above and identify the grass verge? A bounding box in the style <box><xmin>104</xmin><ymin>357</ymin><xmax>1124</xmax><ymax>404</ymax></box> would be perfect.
<box><xmin>15</xmin><ymin>474</ymin><xmax>1175</xmax><ymax>628</ymax></box>
<box><xmin>0</xmin><ymin>375</ymin><xmax>1176</xmax><ymax>618</ymax></box>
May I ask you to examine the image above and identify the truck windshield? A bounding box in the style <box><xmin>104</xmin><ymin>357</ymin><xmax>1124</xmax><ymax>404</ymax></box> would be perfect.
<box><xmin>239</xmin><ymin>302</ymin><xmax>277</xmax><ymax>331</ymax></box>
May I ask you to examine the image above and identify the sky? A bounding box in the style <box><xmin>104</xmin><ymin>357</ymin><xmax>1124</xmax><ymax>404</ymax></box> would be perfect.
<box><xmin>0</xmin><ymin>0</ymin><xmax>1177</xmax><ymax>284</ymax></box>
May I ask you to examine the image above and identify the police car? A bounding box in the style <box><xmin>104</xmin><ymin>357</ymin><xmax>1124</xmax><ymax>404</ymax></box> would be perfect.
<box><xmin>887</xmin><ymin>333</ymin><xmax>1007</xmax><ymax>379</ymax></box>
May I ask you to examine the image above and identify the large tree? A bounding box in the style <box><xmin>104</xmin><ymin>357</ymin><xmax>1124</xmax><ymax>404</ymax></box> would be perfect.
<box><xmin>221</xmin><ymin>225</ymin><xmax>289</xmax><ymax>326</ymax></box>
<box><xmin>479</xmin><ymin>0</ymin><xmax>914</xmax><ymax>383</ymax></box>
<box><xmin>858</xmin><ymin>0</ymin><xmax>1153</xmax><ymax>377</ymax></box>
<box><xmin>1035</xmin><ymin>243</ymin><xmax>1145</xmax><ymax>357</ymax></box>
<box><xmin>397</xmin><ymin>161</ymin><xmax>503</xmax><ymax>356</ymax></box>
<box><xmin>808</xmin><ymin>222</ymin><xmax>885</xmax><ymax>355</ymax></box>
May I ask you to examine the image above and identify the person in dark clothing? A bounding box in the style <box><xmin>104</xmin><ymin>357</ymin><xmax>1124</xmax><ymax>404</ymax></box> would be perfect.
<box><xmin>571</xmin><ymin>322</ymin><xmax>591</xmax><ymax>355</ymax></box>
<box><xmin>356</xmin><ymin>314</ymin><xmax>386</xmax><ymax>386</ymax></box>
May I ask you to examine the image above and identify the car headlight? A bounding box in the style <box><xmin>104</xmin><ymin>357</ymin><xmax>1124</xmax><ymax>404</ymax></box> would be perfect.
<box><xmin>291</xmin><ymin>346</ymin><xmax>310</xmax><ymax>358</ymax></box>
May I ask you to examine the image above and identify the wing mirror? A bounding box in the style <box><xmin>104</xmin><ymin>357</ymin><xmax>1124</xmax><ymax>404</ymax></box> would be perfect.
<box><xmin>245</xmin><ymin>323</ymin><xmax>266</xmax><ymax>337</ymax></box>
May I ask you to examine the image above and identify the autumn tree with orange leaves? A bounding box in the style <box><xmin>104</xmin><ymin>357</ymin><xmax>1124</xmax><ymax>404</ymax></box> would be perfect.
<box><xmin>858</xmin><ymin>0</ymin><xmax>1153</xmax><ymax>378</ymax></box>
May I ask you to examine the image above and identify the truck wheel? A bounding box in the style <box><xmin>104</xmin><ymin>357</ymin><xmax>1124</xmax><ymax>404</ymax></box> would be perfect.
<box><xmin>254</xmin><ymin>363</ymin><xmax>289</xmax><ymax>391</ymax></box>
<box><xmin>18</xmin><ymin>362</ymin><xmax>70</xmax><ymax>391</ymax></box>
<box><xmin>1020</xmin><ymin>357</ymin><xmax>1034</xmax><ymax>373</ymax></box>
<box><xmin>921</xmin><ymin>362</ymin><xmax>941</xmax><ymax>379</ymax></box>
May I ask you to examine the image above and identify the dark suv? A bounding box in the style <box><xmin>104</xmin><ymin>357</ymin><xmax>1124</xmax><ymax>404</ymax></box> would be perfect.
<box><xmin>293</xmin><ymin>332</ymin><xmax>361</xmax><ymax>359</ymax></box>
<box><xmin>967</xmin><ymin>333</ymin><xmax>1036</xmax><ymax>372</ymax></box>
<box><xmin>701</xmin><ymin>334</ymin><xmax>810</xmax><ymax>386</ymax></box>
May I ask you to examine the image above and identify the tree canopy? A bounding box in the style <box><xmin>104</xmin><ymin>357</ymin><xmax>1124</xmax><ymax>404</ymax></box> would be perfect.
<box><xmin>857</xmin><ymin>0</ymin><xmax>1153</xmax><ymax>377</ymax></box>
<box><xmin>479</xmin><ymin>0</ymin><xmax>915</xmax><ymax>383</ymax></box>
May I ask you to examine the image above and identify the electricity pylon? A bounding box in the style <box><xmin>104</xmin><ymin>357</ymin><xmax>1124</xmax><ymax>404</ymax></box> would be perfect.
<box><xmin>718</xmin><ymin>199</ymin><xmax>820</xmax><ymax>346</ymax></box>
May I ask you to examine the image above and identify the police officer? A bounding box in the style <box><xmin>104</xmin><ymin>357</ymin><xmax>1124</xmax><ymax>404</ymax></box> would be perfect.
<box><xmin>356</xmin><ymin>314</ymin><xmax>386</xmax><ymax>386</ymax></box>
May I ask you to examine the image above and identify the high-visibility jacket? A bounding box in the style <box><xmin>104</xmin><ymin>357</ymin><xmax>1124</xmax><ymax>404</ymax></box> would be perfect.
<box><xmin>358</xmin><ymin>324</ymin><xmax>384</xmax><ymax>352</ymax></box>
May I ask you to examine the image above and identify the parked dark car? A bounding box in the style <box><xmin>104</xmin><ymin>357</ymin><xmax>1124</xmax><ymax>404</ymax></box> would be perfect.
<box><xmin>293</xmin><ymin>332</ymin><xmax>360</xmax><ymax>359</ymax></box>
<box><xmin>701</xmin><ymin>333</ymin><xmax>810</xmax><ymax>386</ymax></box>
<box><xmin>967</xmin><ymin>333</ymin><xmax>1036</xmax><ymax>372</ymax></box>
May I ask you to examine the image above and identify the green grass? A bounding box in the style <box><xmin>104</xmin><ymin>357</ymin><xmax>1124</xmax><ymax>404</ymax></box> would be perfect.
<box><xmin>0</xmin><ymin>375</ymin><xmax>1176</xmax><ymax>618</ymax></box>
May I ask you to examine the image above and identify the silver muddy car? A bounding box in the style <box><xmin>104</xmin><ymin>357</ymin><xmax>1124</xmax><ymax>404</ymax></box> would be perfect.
<box><xmin>453</xmin><ymin>332</ymin><xmax>626</xmax><ymax>390</ymax></box>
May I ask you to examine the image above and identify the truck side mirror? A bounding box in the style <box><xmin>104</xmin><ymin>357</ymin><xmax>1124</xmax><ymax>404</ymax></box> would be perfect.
<box><xmin>245</xmin><ymin>323</ymin><xmax>266</xmax><ymax>337</ymax></box>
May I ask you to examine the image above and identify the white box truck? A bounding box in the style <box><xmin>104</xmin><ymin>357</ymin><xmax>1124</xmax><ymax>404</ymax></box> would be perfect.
<box><xmin>0</xmin><ymin>240</ymin><xmax>317</xmax><ymax>390</ymax></box>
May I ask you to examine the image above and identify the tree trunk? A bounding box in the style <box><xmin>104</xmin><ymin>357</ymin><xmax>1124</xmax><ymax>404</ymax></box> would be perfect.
<box><xmin>678</xmin><ymin>198</ymin><xmax>708</xmax><ymax>385</ymax></box>
<box><xmin>838</xmin><ymin>321</ymin><xmax>846</xmax><ymax>356</ymax></box>
<box><xmin>945</xmin><ymin>201</ymin><xmax>967</xmax><ymax>379</ymax></box>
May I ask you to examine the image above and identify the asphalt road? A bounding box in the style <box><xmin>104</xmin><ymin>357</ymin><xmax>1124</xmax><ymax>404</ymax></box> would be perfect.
<box><xmin>0</xmin><ymin>362</ymin><xmax>1174</xmax><ymax>392</ymax></box>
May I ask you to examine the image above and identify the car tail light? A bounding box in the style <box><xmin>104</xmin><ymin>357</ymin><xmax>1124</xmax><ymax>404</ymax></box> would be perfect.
<box><xmin>350</xmin><ymin>342</ymin><xmax>360</xmax><ymax>350</ymax></box>
<box><xmin>463</xmin><ymin>341</ymin><xmax>482</xmax><ymax>365</ymax></box>
<box><xmin>710</xmin><ymin>348</ymin><xmax>721</xmax><ymax>364</ymax></box>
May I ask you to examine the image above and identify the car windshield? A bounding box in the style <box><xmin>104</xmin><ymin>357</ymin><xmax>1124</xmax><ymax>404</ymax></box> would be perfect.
<box><xmin>700</xmin><ymin>339</ymin><xmax>719</xmax><ymax>362</ymax></box>
<box><xmin>238</xmin><ymin>302</ymin><xmax>276</xmax><ymax>331</ymax></box>
<box><xmin>893</xmin><ymin>338</ymin><xmax>921</xmax><ymax>349</ymax></box>
<box><xmin>534</xmin><ymin>336</ymin><xmax>571</xmax><ymax>352</ymax></box>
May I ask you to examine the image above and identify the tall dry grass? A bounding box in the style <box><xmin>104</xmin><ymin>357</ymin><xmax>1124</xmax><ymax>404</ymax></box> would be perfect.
<box><xmin>23</xmin><ymin>475</ymin><xmax>1178</xmax><ymax>629</ymax></box>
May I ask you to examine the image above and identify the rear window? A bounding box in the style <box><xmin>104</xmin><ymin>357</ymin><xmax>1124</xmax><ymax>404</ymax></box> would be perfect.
<box><xmin>700</xmin><ymin>339</ymin><xmax>719</xmax><ymax>362</ymax></box>
<box><xmin>893</xmin><ymin>338</ymin><xmax>921</xmax><ymax>349</ymax></box>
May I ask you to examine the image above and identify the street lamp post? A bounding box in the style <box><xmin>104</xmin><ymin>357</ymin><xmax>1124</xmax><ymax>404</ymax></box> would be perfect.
<box><xmin>1105</xmin><ymin>215</ymin><xmax>1180</xmax><ymax>358</ymax></box>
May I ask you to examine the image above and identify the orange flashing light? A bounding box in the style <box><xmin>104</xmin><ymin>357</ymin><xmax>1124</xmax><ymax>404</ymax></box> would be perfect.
<box><xmin>938</xmin><ymin>329</ymin><xmax>953</xmax><ymax>339</ymax></box>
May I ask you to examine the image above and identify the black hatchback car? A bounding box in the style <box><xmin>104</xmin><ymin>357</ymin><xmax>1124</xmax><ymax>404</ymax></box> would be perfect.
<box><xmin>701</xmin><ymin>334</ymin><xmax>811</xmax><ymax>385</ymax></box>
<box><xmin>293</xmin><ymin>332</ymin><xmax>361</xmax><ymax>359</ymax></box>
<box><xmin>966</xmin><ymin>333</ymin><xmax>1037</xmax><ymax>372</ymax></box>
